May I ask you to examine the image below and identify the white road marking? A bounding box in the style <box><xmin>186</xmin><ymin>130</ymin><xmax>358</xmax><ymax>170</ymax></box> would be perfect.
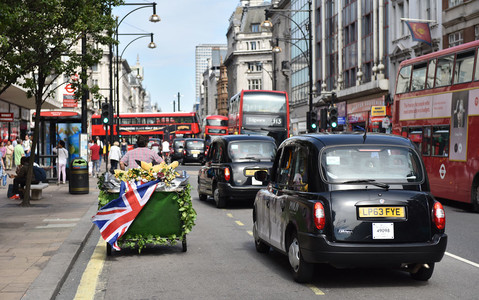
<box><xmin>445</xmin><ymin>252</ymin><xmax>479</xmax><ymax>268</ymax></box>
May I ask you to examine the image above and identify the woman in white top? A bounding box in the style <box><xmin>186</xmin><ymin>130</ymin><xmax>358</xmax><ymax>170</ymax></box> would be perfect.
<box><xmin>108</xmin><ymin>141</ymin><xmax>122</xmax><ymax>173</ymax></box>
<box><xmin>53</xmin><ymin>140</ymin><xmax>69</xmax><ymax>184</ymax></box>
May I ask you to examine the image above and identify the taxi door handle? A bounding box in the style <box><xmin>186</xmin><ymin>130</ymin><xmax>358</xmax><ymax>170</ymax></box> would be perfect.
<box><xmin>280</xmin><ymin>200</ymin><xmax>285</xmax><ymax>211</ymax></box>
<box><xmin>266</xmin><ymin>199</ymin><xmax>270</xmax><ymax>208</ymax></box>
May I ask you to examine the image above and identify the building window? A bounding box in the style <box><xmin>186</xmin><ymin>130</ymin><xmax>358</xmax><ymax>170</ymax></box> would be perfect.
<box><xmin>475</xmin><ymin>25</ymin><xmax>479</xmax><ymax>40</ymax></box>
<box><xmin>448</xmin><ymin>0</ymin><xmax>463</xmax><ymax>8</ymax></box>
<box><xmin>248</xmin><ymin>79</ymin><xmax>262</xmax><ymax>90</ymax></box>
<box><xmin>448</xmin><ymin>31</ymin><xmax>463</xmax><ymax>47</ymax></box>
<box><xmin>251</xmin><ymin>23</ymin><xmax>260</xmax><ymax>32</ymax></box>
<box><xmin>250</xmin><ymin>41</ymin><xmax>257</xmax><ymax>50</ymax></box>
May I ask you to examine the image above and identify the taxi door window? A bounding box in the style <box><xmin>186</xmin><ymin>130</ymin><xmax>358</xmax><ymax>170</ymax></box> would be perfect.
<box><xmin>278</xmin><ymin>146</ymin><xmax>295</xmax><ymax>187</ymax></box>
<box><xmin>291</xmin><ymin>146</ymin><xmax>309</xmax><ymax>191</ymax></box>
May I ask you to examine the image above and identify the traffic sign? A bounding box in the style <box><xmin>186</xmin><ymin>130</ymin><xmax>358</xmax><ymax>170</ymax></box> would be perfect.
<box><xmin>65</xmin><ymin>83</ymin><xmax>76</xmax><ymax>94</ymax></box>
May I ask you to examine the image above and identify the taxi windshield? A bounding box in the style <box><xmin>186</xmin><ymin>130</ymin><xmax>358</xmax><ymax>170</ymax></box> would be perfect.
<box><xmin>320</xmin><ymin>145</ymin><xmax>424</xmax><ymax>185</ymax></box>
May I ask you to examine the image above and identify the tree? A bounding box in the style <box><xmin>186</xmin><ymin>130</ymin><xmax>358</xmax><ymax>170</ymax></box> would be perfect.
<box><xmin>0</xmin><ymin>0</ymin><xmax>121</xmax><ymax>206</ymax></box>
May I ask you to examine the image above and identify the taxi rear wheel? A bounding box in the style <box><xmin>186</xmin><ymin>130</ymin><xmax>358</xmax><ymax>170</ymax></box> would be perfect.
<box><xmin>472</xmin><ymin>181</ymin><xmax>479</xmax><ymax>212</ymax></box>
<box><xmin>287</xmin><ymin>231</ymin><xmax>313</xmax><ymax>283</ymax></box>
<box><xmin>214</xmin><ymin>187</ymin><xmax>226</xmax><ymax>208</ymax></box>
<box><xmin>410</xmin><ymin>263</ymin><xmax>435</xmax><ymax>281</ymax></box>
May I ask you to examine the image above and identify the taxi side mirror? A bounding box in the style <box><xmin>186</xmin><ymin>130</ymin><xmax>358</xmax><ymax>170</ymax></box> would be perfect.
<box><xmin>254</xmin><ymin>170</ymin><xmax>269</xmax><ymax>182</ymax></box>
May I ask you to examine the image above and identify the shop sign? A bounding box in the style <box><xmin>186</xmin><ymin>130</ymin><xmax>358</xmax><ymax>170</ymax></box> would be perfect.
<box><xmin>63</xmin><ymin>94</ymin><xmax>78</xmax><ymax>108</ymax></box>
<box><xmin>0</xmin><ymin>113</ymin><xmax>14</xmax><ymax>122</ymax></box>
<box><xmin>347</xmin><ymin>98</ymin><xmax>384</xmax><ymax>114</ymax></box>
<box><xmin>371</xmin><ymin>106</ymin><xmax>386</xmax><ymax>116</ymax></box>
<box><xmin>348</xmin><ymin>112</ymin><xmax>368</xmax><ymax>123</ymax></box>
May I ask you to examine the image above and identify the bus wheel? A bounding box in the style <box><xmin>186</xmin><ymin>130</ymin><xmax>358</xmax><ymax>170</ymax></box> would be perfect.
<box><xmin>472</xmin><ymin>181</ymin><xmax>479</xmax><ymax>213</ymax></box>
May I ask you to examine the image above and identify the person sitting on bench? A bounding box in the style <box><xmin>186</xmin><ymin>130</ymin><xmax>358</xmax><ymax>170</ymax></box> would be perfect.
<box><xmin>9</xmin><ymin>157</ymin><xmax>43</xmax><ymax>200</ymax></box>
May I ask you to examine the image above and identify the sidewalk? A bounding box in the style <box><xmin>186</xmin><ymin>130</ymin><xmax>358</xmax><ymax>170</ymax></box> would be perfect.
<box><xmin>0</xmin><ymin>176</ymin><xmax>100</xmax><ymax>300</ymax></box>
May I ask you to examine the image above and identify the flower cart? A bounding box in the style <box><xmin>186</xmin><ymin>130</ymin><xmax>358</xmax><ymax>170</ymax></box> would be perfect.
<box><xmin>93</xmin><ymin>161</ymin><xmax>197</xmax><ymax>255</ymax></box>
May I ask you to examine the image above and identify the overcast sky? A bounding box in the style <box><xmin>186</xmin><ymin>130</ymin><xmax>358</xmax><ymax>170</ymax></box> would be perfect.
<box><xmin>113</xmin><ymin>1</ymin><xmax>240</xmax><ymax>113</ymax></box>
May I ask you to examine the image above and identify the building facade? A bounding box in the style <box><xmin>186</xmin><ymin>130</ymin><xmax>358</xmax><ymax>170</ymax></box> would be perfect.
<box><xmin>195</xmin><ymin>44</ymin><xmax>228</xmax><ymax>104</ymax></box>
<box><xmin>224</xmin><ymin>0</ymin><xmax>274</xmax><ymax>100</ymax></box>
<box><xmin>442</xmin><ymin>0</ymin><xmax>479</xmax><ymax>48</ymax></box>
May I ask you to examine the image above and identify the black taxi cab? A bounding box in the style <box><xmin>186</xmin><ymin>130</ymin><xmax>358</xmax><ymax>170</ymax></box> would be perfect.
<box><xmin>252</xmin><ymin>133</ymin><xmax>447</xmax><ymax>282</ymax></box>
<box><xmin>198</xmin><ymin>135</ymin><xmax>277</xmax><ymax>208</ymax></box>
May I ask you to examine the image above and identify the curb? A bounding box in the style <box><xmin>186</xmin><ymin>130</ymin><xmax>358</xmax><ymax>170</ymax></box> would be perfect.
<box><xmin>21</xmin><ymin>202</ymin><xmax>98</xmax><ymax>300</ymax></box>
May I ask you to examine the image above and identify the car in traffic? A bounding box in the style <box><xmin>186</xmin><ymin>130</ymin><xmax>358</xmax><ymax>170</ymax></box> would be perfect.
<box><xmin>252</xmin><ymin>133</ymin><xmax>447</xmax><ymax>282</ymax></box>
<box><xmin>170</xmin><ymin>138</ymin><xmax>186</xmax><ymax>163</ymax></box>
<box><xmin>198</xmin><ymin>135</ymin><xmax>277</xmax><ymax>208</ymax></box>
<box><xmin>182</xmin><ymin>138</ymin><xmax>206</xmax><ymax>165</ymax></box>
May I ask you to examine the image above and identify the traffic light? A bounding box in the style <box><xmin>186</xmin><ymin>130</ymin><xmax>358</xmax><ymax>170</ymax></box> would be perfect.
<box><xmin>328</xmin><ymin>105</ymin><xmax>338</xmax><ymax>129</ymax></box>
<box><xmin>307</xmin><ymin>111</ymin><xmax>318</xmax><ymax>132</ymax></box>
<box><xmin>101</xmin><ymin>103</ymin><xmax>112</xmax><ymax>125</ymax></box>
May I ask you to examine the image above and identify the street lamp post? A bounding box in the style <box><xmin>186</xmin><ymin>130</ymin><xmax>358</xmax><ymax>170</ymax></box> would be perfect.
<box><xmin>116</xmin><ymin>32</ymin><xmax>156</xmax><ymax>131</ymax></box>
<box><xmin>262</xmin><ymin>0</ymin><xmax>314</xmax><ymax>132</ymax></box>
<box><xmin>110</xmin><ymin>2</ymin><xmax>160</xmax><ymax>143</ymax></box>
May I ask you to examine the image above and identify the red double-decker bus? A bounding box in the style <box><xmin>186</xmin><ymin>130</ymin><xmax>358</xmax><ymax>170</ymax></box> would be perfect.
<box><xmin>392</xmin><ymin>39</ymin><xmax>479</xmax><ymax>211</ymax></box>
<box><xmin>91</xmin><ymin>112</ymin><xmax>201</xmax><ymax>146</ymax></box>
<box><xmin>204</xmin><ymin>115</ymin><xmax>228</xmax><ymax>140</ymax></box>
<box><xmin>228</xmin><ymin>90</ymin><xmax>290</xmax><ymax>145</ymax></box>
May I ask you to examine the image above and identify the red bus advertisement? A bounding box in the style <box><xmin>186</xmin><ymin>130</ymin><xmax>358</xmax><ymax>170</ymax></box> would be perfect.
<box><xmin>228</xmin><ymin>90</ymin><xmax>290</xmax><ymax>145</ymax></box>
<box><xmin>204</xmin><ymin>115</ymin><xmax>228</xmax><ymax>140</ymax></box>
<box><xmin>91</xmin><ymin>112</ymin><xmax>201</xmax><ymax>145</ymax></box>
<box><xmin>392</xmin><ymin>39</ymin><xmax>479</xmax><ymax>211</ymax></box>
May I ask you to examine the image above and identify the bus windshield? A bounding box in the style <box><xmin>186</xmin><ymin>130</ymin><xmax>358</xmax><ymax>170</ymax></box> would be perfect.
<box><xmin>206</xmin><ymin>119</ymin><xmax>228</xmax><ymax>126</ymax></box>
<box><xmin>242</xmin><ymin>92</ymin><xmax>287</xmax><ymax>113</ymax></box>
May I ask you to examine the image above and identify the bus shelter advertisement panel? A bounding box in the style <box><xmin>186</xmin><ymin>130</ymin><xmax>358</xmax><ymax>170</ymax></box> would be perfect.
<box><xmin>450</xmin><ymin>90</ymin><xmax>468</xmax><ymax>161</ymax></box>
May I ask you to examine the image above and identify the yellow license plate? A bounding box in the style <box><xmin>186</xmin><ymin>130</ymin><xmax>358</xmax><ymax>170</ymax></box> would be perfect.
<box><xmin>245</xmin><ymin>169</ymin><xmax>266</xmax><ymax>176</ymax></box>
<box><xmin>358</xmin><ymin>207</ymin><xmax>405</xmax><ymax>218</ymax></box>
<box><xmin>191</xmin><ymin>150</ymin><xmax>200</xmax><ymax>154</ymax></box>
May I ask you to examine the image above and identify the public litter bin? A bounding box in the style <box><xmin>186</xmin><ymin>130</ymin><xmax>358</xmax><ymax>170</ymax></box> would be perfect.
<box><xmin>69</xmin><ymin>158</ymin><xmax>89</xmax><ymax>194</ymax></box>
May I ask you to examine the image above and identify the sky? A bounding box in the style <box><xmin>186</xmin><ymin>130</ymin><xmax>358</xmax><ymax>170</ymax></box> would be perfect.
<box><xmin>113</xmin><ymin>1</ymin><xmax>240</xmax><ymax>113</ymax></box>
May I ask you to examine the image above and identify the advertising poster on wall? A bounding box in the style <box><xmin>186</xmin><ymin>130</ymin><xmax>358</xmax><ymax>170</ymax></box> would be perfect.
<box><xmin>56</xmin><ymin>123</ymin><xmax>82</xmax><ymax>165</ymax></box>
<box><xmin>449</xmin><ymin>90</ymin><xmax>468</xmax><ymax>161</ymax></box>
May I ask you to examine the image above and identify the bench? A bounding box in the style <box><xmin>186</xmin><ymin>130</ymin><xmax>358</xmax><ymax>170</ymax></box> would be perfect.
<box><xmin>30</xmin><ymin>183</ymin><xmax>49</xmax><ymax>200</ymax></box>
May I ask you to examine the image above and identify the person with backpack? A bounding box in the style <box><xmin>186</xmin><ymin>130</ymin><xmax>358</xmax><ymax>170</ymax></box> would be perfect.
<box><xmin>53</xmin><ymin>140</ymin><xmax>69</xmax><ymax>185</ymax></box>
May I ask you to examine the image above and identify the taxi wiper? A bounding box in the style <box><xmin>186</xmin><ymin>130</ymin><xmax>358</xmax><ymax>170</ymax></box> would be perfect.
<box><xmin>341</xmin><ymin>179</ymin><xmax>390</xmax><ymax>190</ymax></box>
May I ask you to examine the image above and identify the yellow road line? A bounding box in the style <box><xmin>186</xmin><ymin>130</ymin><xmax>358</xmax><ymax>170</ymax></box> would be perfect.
<box><xmin>235</xmin><ymin>220</ymin><xmax>244</xmax><ymax>226</ymax></box>
<box><xmin>246</xmin><ymin>230</ymin><xmax>253</xmax><ymax>236</ymax></box>
<box><xmin>226</xmin><ymin>213</ymin><xmax>234</xmax><ymax>218</ymax></box>
<box><xmin>74</xmin><ymin>238</ymin><xmax>106</xmax><ymax>300</ymax></box>
<box><xmin>306</xmin><ymin>284</ymin><xmax>325</xmax><ymax>295</ymax></box>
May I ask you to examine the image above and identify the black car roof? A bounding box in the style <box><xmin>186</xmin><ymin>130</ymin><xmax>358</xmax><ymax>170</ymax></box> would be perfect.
<box><xmin>218</xmin><ymin>135</ymin><xmax>276</xmax><ymax>143</ymax></box>
<box><xmin>283</xmin><ymin>132</ymin><xmax>414</xmax><ymax>148</ymax></box>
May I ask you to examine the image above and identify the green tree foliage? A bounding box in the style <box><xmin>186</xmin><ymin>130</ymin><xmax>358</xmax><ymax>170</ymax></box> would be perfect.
<box><xmin>0</xmin><ymin>0</ymin><xmax>122</xmax><ymax>206</ymax></box>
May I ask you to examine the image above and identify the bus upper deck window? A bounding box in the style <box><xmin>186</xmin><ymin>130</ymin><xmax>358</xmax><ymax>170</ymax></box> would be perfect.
<box><xmin>435</xmin><ymin>55</ymin><xmax>454</xmax><ymax>87</ymax></box>
<box><xmin>396</xmin><ymin>65</ymin><xmax>411</xmax><ymax>94</ymax></box>
<box><xmin>411</xmin><ymin>63</ymin><xmax>427</xmax><ymax>91</ymax></box>
<box><xmin>454</xmin><ymin>50</ymin><xmax>475</xmax><ymax>84</ymax></box>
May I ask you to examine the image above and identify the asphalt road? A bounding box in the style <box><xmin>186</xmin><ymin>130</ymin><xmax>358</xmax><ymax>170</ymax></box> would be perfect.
<box><xmin>56</xmin><ymin>164</ymin><xmax>479</xmax><ymax>300</ymax></box>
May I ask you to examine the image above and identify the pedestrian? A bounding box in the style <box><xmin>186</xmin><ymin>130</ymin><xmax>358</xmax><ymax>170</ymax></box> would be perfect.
<box><xmin>120</xmin><ymin>135</ymin><xmax>163</xmax><ymax>170</ymax></box>
<box><xmin>120</xmin><ymin>138</ymin><xmax>128</xmax><ymax>157</ymax></box>
<box><xmin>14</xmin><ymin>138</ymin><xmax>25</xmax><ymax>168</ymax></box>
<box><xmin>161</xmin><ymin>139</ymin><xmax>170</xmax><ymax>162</ymax></box>
<box><xmin>90</xmin><ymin>141</ymin><xmax>101</xmax><ymax>177</ymax></box>
<box><xmin>109</xmin><ymin>141</ymin><xmax>121</xmax><ymax>173</ymax></box>
<box><xmin>53</xmin><ymin>140</ymin><xmax>69</xmax><ymax>185</ymax></box>
<box><xmin>5</xmin><ymin>140</ymin><xmax>13</xmax><ymax>170</ymax></box>
<box><xmin>0</xmin><ymin>141</ymin><xmax>6</xmax><ymax>168</ymax></box>
<box><xmin>96</xmin><ymin>136</ymin><xmax>104</xmax><ymax>166</ymax></box>
<box><xmin>8</xmin><ymin>156</ymin><xmax>44</xmax><ymax>200</ymax></box>
<box><xmin>23</xmin><ymin>135</ymin><xmax>32</xmax><ymax>157</ymax></box>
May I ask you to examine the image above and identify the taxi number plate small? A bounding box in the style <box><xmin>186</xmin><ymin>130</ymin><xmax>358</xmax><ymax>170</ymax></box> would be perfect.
<box><xmin>191</xmin><ymin>150</ymin><xmax>200</xmax><ymax>154</ymax></box>
<box><xmin>244</xmin><ymin>169</ymin><xmax>266</xmax><ymax>176</ymax></box>
<box><xmin>372</xmin><ymin>223</ymin><xmax>394</xmax><ymax>239</ymax></box>
<box><xmin>358</xmin><ymin>207</ymin><xmax>405</xmax><ymax>218</ymax></box>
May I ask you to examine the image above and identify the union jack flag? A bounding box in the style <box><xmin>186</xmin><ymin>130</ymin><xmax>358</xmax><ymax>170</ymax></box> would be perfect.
<box><xmin>92</xmin><ymin>179</ymin><xmax>159</xmax><ymax>250</ymax></box>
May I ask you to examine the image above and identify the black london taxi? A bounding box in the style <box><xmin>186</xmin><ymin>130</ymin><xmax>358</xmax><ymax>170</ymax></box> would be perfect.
<box><xmin>170</xmin><ymin>138</ymin><xmax>186</xmax><ymax>163</ymax></box>
<box><xmin>182</xmin><ymin>138</ymin><xmax>206</xmax><ymax>165</ymax></box>
<box><xmin>198</xmin><ymin>135</ymin><xmax>277</xmax><ymax>208</ymax></box>
<box><xmin>252</xmin><ymin>133</ymin><xmax>447</xmax><ymax>283</ymax></box>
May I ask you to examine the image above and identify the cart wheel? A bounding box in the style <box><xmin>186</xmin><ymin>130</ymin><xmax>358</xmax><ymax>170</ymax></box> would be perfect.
<box><xmin>106</xmin><ymin>242</ymin><xmax>112</xmax><ymax>256</ymax></box>
<box><xmin>182</xmin><ymin>237</ymin><xmax>187</xmax><ymax>252</ymax></box>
